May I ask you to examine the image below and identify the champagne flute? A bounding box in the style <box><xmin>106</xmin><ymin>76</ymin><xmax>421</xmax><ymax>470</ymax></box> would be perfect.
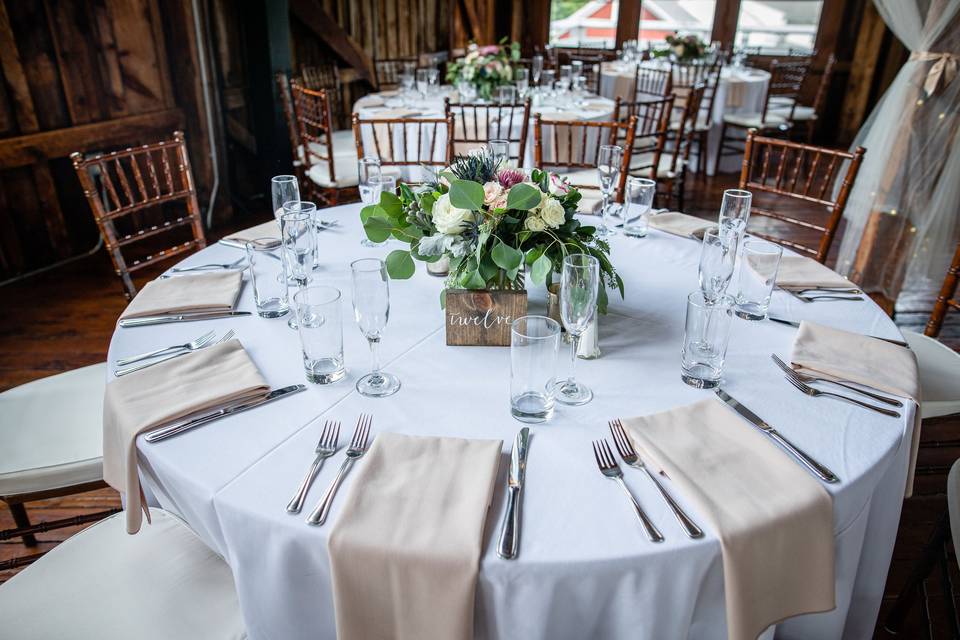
<box><xmin>489</xmin><ymin>139</ymin><xmax>510</xmax><ymax>168</ymax></box>
<box><xmin>350</xmin><ymin>258</ymin><xmax>401</xmax><ymax>398</ymax></box>
<box><xmin>597</xmin><ymin>145</ymin><xmax>623</xmax><ymax>237</ymax></box>
<box><xmin>359</xmin><ymin>157</ymin><xmax>383</xmax><ymax>248</ymax></box>
<box><xmin>698</xmin><ymin>226</ymin><xmax>738</xmax><ymax>303</ymax></box>
<box><xmin>271</xmin><ymin>175</ymin><xmax>300</xmax><ymax>223</ymax></box>
<box><xmin>514</xmin><ymin>68</ymin><xmax>529</xmax><ymax>98</ymax></box>
<box><xmin>415</xmin><ymin>68</ymin><xmax>429</xmax><ymax>100</ymax></box>
<box><xmin>556</xmin><ymin>254</ymin><xmax>600</xmax><ymax>405</ymax></box>
<box><xmin>718</xmin><ymin>188</ymin><xmax>752</xmax><ymax>239</ymax></box>
<box><xmin>281</xmin><ymin>204</ymin><xmax>317</xmax><ymax>329</ymax></box>
<box><xmin>532</xmin><ymin>54</ymin><xmax>544</xmax><ymax>86</ymax></box>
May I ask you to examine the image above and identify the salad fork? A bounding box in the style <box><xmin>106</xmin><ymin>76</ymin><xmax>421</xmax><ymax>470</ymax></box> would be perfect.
<box><xmin>306</xmin><ymin>414</ymin><xmax>373</xmax><ymax>526</ymax></box>
<box><xmin>115</xmin><ymin>330</ymin><xmax>216</xmax><ymax>367</ymax></box>
<box><xmin>592</xmin><ymin>439</ymin><xmax>664</xmax><ymax>543</ymax></box>
<box><xmin>114</xmin><ymin>329</ymin><xmax>235</xmax><ymax>377</ymax></box>
<box><xmin>783</xmin><ymin>375</ymin><xmax>900</xmax><ymax>418</ymax></box>
<box><xmin>170</xmin><ymin>257</ymin><xmax>246</xmax><ymax>272</ymax></box>
<box><xmin>770</xmin><ymin>354</ymin><xmax>903</xmax><ymax>408</ymax></box>
<box><xmin>608</xmin><ymin>420</ymin><xmax>702</xmax><ymax>538</ymax></box>
<box><xmin>286</xmin><ymin>420</ymin><xmax>341</xmax><ymax>514</ymax></box>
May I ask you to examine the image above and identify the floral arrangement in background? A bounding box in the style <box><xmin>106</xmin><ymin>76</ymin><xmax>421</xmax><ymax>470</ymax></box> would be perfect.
<box><xmin>360</xmin><ymin>150</ymin><xmax>623</xmax><ymax>312</ymax></box>
<box><xmin>445</xmin><ymin>40</ymin><xmax>520</xmax><ymax>101</ymax></box>
<box><xmin>654</xmin><ymin>33</ymin><xmax>707</xmax><ymax>62</ymax></box>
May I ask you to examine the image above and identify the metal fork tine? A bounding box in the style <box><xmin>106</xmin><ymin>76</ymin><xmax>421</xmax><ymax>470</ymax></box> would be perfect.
<box><xmin>361</xmin><ymin>415</ymin><xmax>372</xmax><ymax>449</ymax></box>
<box><xmin>329</xmin><ymin>421</ymin><xmax>340</xmax><ymax>448</ymax></box>
<box><xmin>608</xmin><ymin>421</ymin><xmax>629</xmax><ymax>459</ymax></box>
<box><xmin>785</xmin><ymin>375</ymin><xmax>807</xmax><ymax>393</ymax></box>
<box><xmin>601</xmin><ymin>440</ymin><xmax>616</xmax><ymax>468</ymax></box>
<box><xmin>593</xmin><ymin>441</ymin><xmax>604</xmax><ymax>469</ymax></box>
<box><xmin>612</xmin><ymin>420</ymin><xmax>635</xmax><ymax>457</ymax></box>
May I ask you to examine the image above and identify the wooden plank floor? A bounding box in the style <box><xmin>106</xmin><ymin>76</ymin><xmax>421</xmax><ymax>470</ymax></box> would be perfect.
<box><xmin>2</xmin><ymin>172</ymin><xmax>959</xmax><ymax>638</ymax></box>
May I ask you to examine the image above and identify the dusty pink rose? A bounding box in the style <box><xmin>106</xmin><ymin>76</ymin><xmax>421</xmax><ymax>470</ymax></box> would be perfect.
<box><xmin>491</xmin><ymin>193</ymin><xmax>509</xmax><ymax>210</ymax></box>
<box><xmin>483</xmin><ymin>181</ymin><xmax>504</xmax><ymax>205</ymax></box>
<box><xmin>479</xmin><ymin>45</ymin><xmax>500</xmax><ymax>55</ymax></box>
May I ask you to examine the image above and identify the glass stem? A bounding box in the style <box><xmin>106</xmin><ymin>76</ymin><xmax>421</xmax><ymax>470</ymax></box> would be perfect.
<box><xmin>569</xmin><ymin>333</ymin><xmax>580</xmax><ymax>386</ymax></box>
<box><xmin>368</xmin><ymin>338</ymin><xmax>381</xmax><ymax>375</ymax></box>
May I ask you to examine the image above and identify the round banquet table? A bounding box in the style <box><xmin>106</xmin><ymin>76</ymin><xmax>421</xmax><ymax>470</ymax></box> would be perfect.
<box><xmin>353</xmin><ymin>87</ymin><xmax>615</xmax><ymax>177</ymax></box>
<box><xmin>599</xmin><ymin>61</ymin><xmax>771</xmax><ymax>175</ymax></box>
<box><xmin>108</xmin><ymin>204</ymin><xmax>914</xmax><ymax>640</ymax></box>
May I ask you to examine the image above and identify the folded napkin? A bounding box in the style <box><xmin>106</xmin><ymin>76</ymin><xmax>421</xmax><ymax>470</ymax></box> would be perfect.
<box><xmin>648</xmin><ymin>211</ymin><xmax>714</xmax><ymax>239</ymax></box>
<box><xmin>102</xmin><ymin>339</ymin><xmax>269</xmax><ymax>533</ymax></box>
<box><xmin>373</xmin><ymin>108</ymin><xmax>421</xmax><ymax>119</ymax></box>
<box><xmin>328</xmin><ymin>432</ymin><xmax>502</xmax><ymax>640</ymax></box>
<box><xmin>361</xmin><ymin>95</ymin><xmax>386</xmax><ymax>107</ymax></box>
<box><xmin>223</xmin><ymin>219</ymin><xmax>281</xmax><ymax>244</ymax></box>
<box><xmin>791</xmin><ymin>320</ymin><xmax>921</xmax><ymax>496</ymax></box>
<box><xmin>119</xmin><ymin>271</ymin><xmax>243</xmax><ymax>320</ymax></box>
<box><xmin>622</xmin><ymin>399</ymin><xmax>835</xmax><ymax>640</ymax></box>
<box><xmin>776</xmin><ymin>255</ymin><xmax>856</xmax><ymax>289</ymax></box>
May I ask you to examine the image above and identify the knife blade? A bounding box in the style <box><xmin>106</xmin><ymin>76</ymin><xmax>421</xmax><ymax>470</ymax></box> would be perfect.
<box><xmin>715</xmin><ymin>389</ymin><xmax>839</xmax><ymax>484</ymax></box>
<box><xmin>144</xmin><ymin>384</ymin><xmax>306</xmax><ymax>443</ymax></box>
<box><xmin>119</xmin><ymin>311</ymin><xmax>251</xmax><ymax>328</ymax></box>
<box><xmin>766</xmin><ymin>315</ymin><xmax>908</xmax><ymax>347</ymax></box>
<box><xmin>218</xmin><ymin>238</ymin><xmax>282</xmax><ymax>259</ymax></box>
<box><xmin>497</xmin><ymin>427</ymin><xmax>530</xmax><ymax>560</ymax></box>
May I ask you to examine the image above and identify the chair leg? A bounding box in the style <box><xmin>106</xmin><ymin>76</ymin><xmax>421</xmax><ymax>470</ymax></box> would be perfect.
<box><xmin>8</xmin><ymin>503</ymin><xmax>38</xmax><ymax>547</ymax></box>
<box><xmin>714</xmin><ymin>123</ymin><xmax>727</xmax><ymax>173</ymax></box>
<box><xmin>884</xmin><ymin>511</ymin><xmax>950</xmax><ymax>634</ymax></box>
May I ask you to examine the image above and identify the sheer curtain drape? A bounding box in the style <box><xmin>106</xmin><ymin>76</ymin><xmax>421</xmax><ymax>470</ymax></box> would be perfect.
<box><xmin>836</xmin><ymin>0</ymin><xmax>960</xmax><ymax>304</ymax></box>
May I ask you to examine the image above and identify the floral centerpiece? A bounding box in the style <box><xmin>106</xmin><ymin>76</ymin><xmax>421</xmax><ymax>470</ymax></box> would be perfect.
<box><xmin>445</xmin><ymin>40</ymin><xmax>520</xmax><ymax>101</ymax></box>
<box><xmin>654</xmin><ymin>33</ymin><xmax>707</xmax><ymax>62</ymax></box>
<box><xmin>360</xmin><ymin>150</ymin><xmax>623</xmax><ymax>313</ymax></box>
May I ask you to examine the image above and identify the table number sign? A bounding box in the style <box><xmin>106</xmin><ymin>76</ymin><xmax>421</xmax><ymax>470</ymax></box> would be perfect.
<box><xmin>445</xmin><ymin>289</ymin><xmax>528</xmax><ymax>346</ymax></box>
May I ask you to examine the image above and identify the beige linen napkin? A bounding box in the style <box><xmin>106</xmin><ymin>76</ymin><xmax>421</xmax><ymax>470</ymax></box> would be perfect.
<box><xmin>223</xmin><ymin>219</ymin><xmax>280</xmax><ymax>243</ymax></box>
<box><xmin>648</xmin><ymin>211</ymin><xmax>715</xmax><ymax>238</ymax></box>
<box><xmin>102</xmin><ymin>339</ymin><xmax>269</xmax><ymax>533</ymax></box>
<box><xmin>791</xmin><ymin>320</ymin><xmax>921</xmax><ymax>496</ymax></box>
<box><xmin>327</xmin><ymin>432</ymin><xmax>502</xmax><ymax>640</ymax></box>
<box><xmin>119</xmin><ymin>271</ymin><xmax>243</xmax><ymax>320</ymax></box>
<box><xmin>776</xmin><ymin>255</ymin><xmax>856</xmax><ymax>289</ymax></box>
<box><xmin>622</xmin><ymin>399</ymin><xmax>835</xmax><ymax>640</ymax></box>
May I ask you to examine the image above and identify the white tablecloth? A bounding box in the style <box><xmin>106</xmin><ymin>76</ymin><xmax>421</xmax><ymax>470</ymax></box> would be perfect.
<box><xmin>108</xmin><ymin>203</ymin><xmax>913</xmax><ymax>640</ymax></box>
<box><xmin>599</xmin><ymin>62</ymin><xmax>771</xmax><ymax>175</ymax></box>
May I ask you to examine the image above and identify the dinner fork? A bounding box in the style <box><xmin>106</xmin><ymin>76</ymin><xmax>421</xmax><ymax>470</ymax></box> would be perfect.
<box><xmin>608</xmin><ymin>420</ymin><xmax>703</xmax><ymax>539</ymax></box>
<box><xmin>170</xmin><ymin>257</ymin><xmax>246</xmax><ymax>272</ymax></box>
<box><xmin>286</xmin><ymin>420</ymin><xmax>341</xmax><ymax>514</ymax></box>
<box><xmin>115</xmin><ymin>330</ymin><xmax>216</xmax><ymax>367</ymax></box>
<box><xmin>783</xmin><ymin>375</ymin><xmax>900</xmax><ymax>418</ymax></box>
<box><xmin>306</xmin><ymin>414</ymin><xmax>373</xmax><ymax>526</ymax></box>
<box><xmin>114</xmin><ymin>329</ymin><xmax>235</xmax><ymax>377</ymax></box>
<box><xmin>770</xmin><ymin>354</ymin><xmax>903</xmax><ymax>408</ymax></box>
<box><xmin>795</xmin><ymin>293</ymin><xmax>864</xmax><ymax>303</ymax></box>
<box><xmin>592</xmin><ymin>439</ymin><xmax>664</xmax><ymax>543</ymax></box>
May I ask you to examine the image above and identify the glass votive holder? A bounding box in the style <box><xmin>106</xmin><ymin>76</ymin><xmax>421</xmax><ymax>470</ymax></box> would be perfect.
<box><xmin>246</xmin><ymin>238</ymin><xmax>287</xmax><ymax>318</ymax></box>
<box><xmin>734</xmin><ymin>238</ymin><xmax>784</xmax><ymax>320</ymax></box>
<box><xmin>294</xmin><ymin>286</ymin><xmax>345</xmax><ymax>385</ymax></box>
<box><xmin>510</xmin><ymin>315</ymin><xmax>561</xmax><ymax>423</ymax></box>
<box><xmin>681</xmin><ymin>291</ymin><xmax>733</xmax><ymax>389</ymax></box>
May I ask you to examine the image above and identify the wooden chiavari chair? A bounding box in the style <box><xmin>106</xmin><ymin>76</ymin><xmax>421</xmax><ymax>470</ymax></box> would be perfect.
<box><xmin>634</xmin><ymin>64</ymin><xmax>673</xmax><ymax>98</ymax></box>
<box><xmin>351</xmin><ymin>113</ymin><xmax>454</xmax><ymax>184</ymax></box>
<box><xmin>276</xmin><ymin>71</ymin><xmax>305</xmax><ymax>186</ymax></box>
<box><xmin>290</xmin><ymin>81</ymin><xmax>358</xmax><ymax>206</ymax></box>
<box><xmin>568</xmin><ymin>53</ymin><xmax>605</xmax><ymax>93</ymax></box>
<box><xmin>443</xmin><ymin>97</ymin><xmax>531</xmax><ymax>164</ymax></box>
<box><xmin>716</xmin><ymin>59</ymin><xmax>809</xmax><ymax>167</ymax></box>
<box><xmin>374</xmin><ymin>55</ymin><xmax>418</xmax><ymax>90</ymax></box>
<box><xmin>613</xmin><ymin>95</ymin><xmax>673</xmax><ymax>186</ymax></box>
<box><xmin>660</xmin><ymin>83</ymin><xmax>706</xmax><ymax>210</ymax></box>
<box><xmin>71</xmin><ymin>131</ymin><xmax>206</xmax><ymax>299</ymax></box>
<box><xmin>927</xmin><ymin>241</ymin><xmax>960</xmax><ymax>338</ymax></box>
<box><xmin>738</xmin><ymin>130</ymin><xmax>866</xmax><ymax>263</ymax></box>
<box><xmin>773</xmin><ymin>54</ymin><xmax>836</xmax><ymax>143</ymax></box>
<box><xmin>301</xmin><ymin>62</ymin><xmax>345</xmax><ymax>129</ymax></box>
<box><xmin>532</xmin><ymin>114</ymin><xmax>637</xmax><ymax>208</ymax></box>
<box><xmin>672</xmin><ymin>58</ymin><xmax>724</xmax><ymax>174</ymax></box>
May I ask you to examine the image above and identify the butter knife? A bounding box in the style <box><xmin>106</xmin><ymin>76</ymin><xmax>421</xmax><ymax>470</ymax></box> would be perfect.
<box><xmin>119</xmin><ymin>311</ymin><xmax>251</xmax><ymax>328</ymax></box>
<box><xmin>715</xmin><ymin>389</ymin><xmax>839</xmax><ymax>484</ymax></box>
<box><xmin>766</xmin><ymin>315</ymin><xmax>908</xmax><ymax>347</ymax></box>
<box><xmin>144</xmin><ymin>385</ymin><xmax>306</xmax><ymax>443</ymax></box>
<box><xmin>497</xmin><ymin>427</ymin><xmax>530</xmax><ymax>560</ymax></box>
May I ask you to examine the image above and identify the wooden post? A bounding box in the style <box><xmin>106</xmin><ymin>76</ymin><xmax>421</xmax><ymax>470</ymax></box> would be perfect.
<box><xmin>711</xmin><ymin>0</ymin><xmax>742</xmax><ymax>50</ymax></box>
<box><xmin>615</xmin><ymin>0</ymin><xmax>641</xmax><ymax>49</ymax></box>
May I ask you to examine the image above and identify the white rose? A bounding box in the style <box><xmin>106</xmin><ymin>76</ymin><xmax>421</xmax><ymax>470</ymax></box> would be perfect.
<box><xmin>539</xmin><ymin>198</ymin><xmax>566</xmax><ymax>228</ymax></box>
<box><xmin>432</xmin><ymin>193</ymin><xmax>474</xmax><ymax>235</ymax></box>
<box><xmin>483</xmin><ymin>181</ymin><xmax>503</xmax><ymax>205</ymax></box>
<box><xmin>491</xmin><ymin>193</ymin><xmax>509</xmax><ymax>210</ymax></box>
<box><xmin>524</xmin><ymin>215</ymin><xmax>547</xmax><ymax>232</ymax></box>
<box><xmin>548</xmin><ymin>174</ymin><xmax>569</xmax><ymax>195</ymax></box>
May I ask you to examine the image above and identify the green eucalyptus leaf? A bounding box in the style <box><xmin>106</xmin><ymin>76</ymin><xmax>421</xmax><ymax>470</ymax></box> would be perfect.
<box><xmin>360</xmin><ymin>204</ymin><xmax>383</xmax><ymax>224</ymax></box>
<box><xmin>479</xmin><ymin>253</ymin><xmax>499</xmax><ymax>282</ymax></box>
<box><xmin>449</xmin><ymin>179</ymin><xmax>485</xmax><ymax>210</ymax></box>
<box><xmin>506</xmin><ymin>183</ymin><xmax>541</xmax><ymax>211</ymax></box>
<box><xmin>385</xmin><ymin>250</ymin><xmax>415</xmax><ymax>279</ymax></box>
<box><xmin>363</xmin><ymin>216</ymin><xmax>394</xmax><ymax>243</ymax></box>
<box><xmin>465</xmin><ymin>268</ymin><xmax>487</xmax><ymax>289</ymax></box>
<box><xmin>379</xmin><ymin>191</ymin><xmax>402</xmax><ymax>219</ymax></box>
<box><xmin>525</xmin><ymin>245</ymin><xmax>545</xmax><ymax>265</ymax></box>
<box><xmin>491</xmin><ymin>240</ymin><xmax>523</xmax><ymax>271</ymax></box>
<box><xmin>531</xmin><ymin>253</ymin><xmax>552</xmax><ymax>285</ymax></box>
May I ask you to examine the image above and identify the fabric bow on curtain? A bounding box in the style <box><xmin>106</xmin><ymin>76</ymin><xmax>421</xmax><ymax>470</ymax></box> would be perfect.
<box><xmin>835</xmin><ymin>0</ymin><xmax>960</xmax><ymax>306</ymax></box>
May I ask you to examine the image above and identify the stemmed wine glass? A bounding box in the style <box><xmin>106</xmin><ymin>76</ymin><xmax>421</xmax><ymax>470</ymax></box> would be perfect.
<box><xmin>271</xmin><ymin>175</ymin><xmax>299</xmax><ymax>223</ymax></box>
<box><xmin>350</xmin><ymin>258</ymin><xmax>401</xmax><ymax>398</ymax></box>
<box><xmin>556</xmin><ymin>254</ymin><xmax>600</xmax><ymax>405</ymax></box>
<box><xmin>514</xmin><ymin>68</ymin><xmax>529</xmax><ymax>98</ymax></box>
<box><xmin>597</xmin><ymin>145</ymin><xmax>623</xmax><ymax>237</ymax></box>
<box><xmin>695</xmin><ymin>224</ymin><xmax>739</xmax><ymax>352</ymax></box>
<box><xmin>358</xmin><ymin>157</ymin><xmax>384</xmax><ymax>247</ymax></box>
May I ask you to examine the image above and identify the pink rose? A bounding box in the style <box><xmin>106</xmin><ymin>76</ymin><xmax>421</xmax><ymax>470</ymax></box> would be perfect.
<box><xmin>483</xmin><ymin>181</ymin><xmax>504</xmax><ymax>205</ymax></box>
<box><xmin>479</xmin><ymin>45</ymin><xmax>500</xmax><ymax>55</ymax></box>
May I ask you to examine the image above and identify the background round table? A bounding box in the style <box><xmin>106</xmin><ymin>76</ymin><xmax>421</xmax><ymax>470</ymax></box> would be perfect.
<box><xmin>109</xmin><ymin>205</ymin><xmax>914</xmax><ymax>640</ymax></box>
<box><xmin>599</xmin><ymin>61</ymin><xmax>771</xmax><ymax>175</ymax></box>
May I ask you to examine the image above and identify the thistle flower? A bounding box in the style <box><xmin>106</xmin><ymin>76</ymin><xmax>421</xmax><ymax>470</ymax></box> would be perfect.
<box><xmin>497</xmin><ymin>168</ymin><xmax>525</xmax><ymax>189</ymax></box>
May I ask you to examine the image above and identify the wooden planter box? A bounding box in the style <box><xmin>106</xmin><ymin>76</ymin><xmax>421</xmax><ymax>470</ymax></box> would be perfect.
<box><xmin>445</xmin><ymin>289</ymin><xmax>528</xmax><ymax>346</ymax></box>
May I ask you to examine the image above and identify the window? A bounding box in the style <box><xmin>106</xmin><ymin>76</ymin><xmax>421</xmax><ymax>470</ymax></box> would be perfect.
<box><xmin>637</xmin><ymin>1</ymin><xmax>717</xmax><ymax>50</ymax></box>
<box><xmin>735</xmin><ymin>1</ymin><xmax>824</xmax><ymax>52</ymax></box>
<box><xmin>550</xmin><ymin>0</ymin><xmax>619</xmax><ymax>49</ymax></box>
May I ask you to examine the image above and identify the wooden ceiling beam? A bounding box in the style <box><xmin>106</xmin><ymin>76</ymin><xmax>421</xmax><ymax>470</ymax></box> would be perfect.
<box><xmin>289</xmin><ymin>0</ymin><xmax>374</xmax><ymax>85</ymax></box>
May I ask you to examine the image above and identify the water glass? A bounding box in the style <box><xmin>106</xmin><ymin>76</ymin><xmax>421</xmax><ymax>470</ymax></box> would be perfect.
<box><xmin>531</xmin><ymin>55</ymin><xmax>544</xmax><ymax>85</ymax></box>
<box><xmin>734</xmin><ymin>239</ymin><xmax>783</xmax><ymax>320</ymax></box>
<box><xmin>280</xmin><ymin>205</ymin><xmax>316</xmax><ymax>285</ymax></box>
<box><xmin>510</xmin><ymin>316</ymin><xmax>561</xmax><ymax>423</ymax></box>
<box><xmin>426</xmin><ymin>68</ymin><xmax>440</xmax><ymax>95</ymax></box>
<box><xmin>698</xmin><ymin>226</ymin><xmax>738</xmax><ymax>302</ymax></box>
<box><xmin>541</xmin><ymin>70</ymin><xmax>556</xmax><ymax>97</ymax></box>
<box><xmin>623</xmin><ymin>177</ymin><xmax>656</xmax><ymax>237</ymax></box>
<box><xmin>597</xmin><ymin>145</ymin><xmax>623</xmax><ymax>237</ymax></box>
<box><xmin>571</xmin><ymin>60</ymin><xmax>584</xmax><ymax>82</ymax></box>
<box><xmin>557</xmin><ymin>65</ymin><xmax>572</xmax><ymax>92</ymax></box>
<box><xmin>294</xmin><ymin>286</ymin><xmax>345</xmax><ymax>385</ymax></box>
<box><xmin>489</xmin><ymin>139</ymin><xmax>509</xmax><ymax>167</ymax></box>
<box><xmin>556</xmin><ymin>254</ymin><xmax>600</xmax><ymax>405</ymax></box>
<box><xmin>271</xmin><ymin>175</ymin><xmax>300</xmax><ymax>223</ymax></box>
<box><xmin>498</xmin><ymin>85</ymin><xmax>516</xmax><ymax>105</ymax></box>
<box><xmin>350</xmin><ymin>258</ymin><xmax>400</xmax><ymax>398</ymax></box>
<box><xmin>514</xmin><ymin>68</ymin><xmax>529</xmax><ymax>97</ymax></box>
<box><xmin>358</xmin><ymin>157</ymin><xmax>382</xmax><ymax>205</ymax></box>
<box><xmin>415</xmin><ymin>68</ymin><xmax>429</xmax><ymax>98</ymax></box>
<box><xmin>246</xmin><ymin>238</ymin><xmax>287</xmax><ymax>318</ymax></box>
<box><xmin>457</xmin><ymin>80</ymin><xmax>477</xmax><ymax>102</ymax></box>
<box><xmin>681</xmin><ymin>292</ymin><xmax>733</xmax><ymax>389</ymax></box>
<box><xmin>718</xmin><ymin>188</ymin><xmax>752</xmax><ymax>237</ymax></box>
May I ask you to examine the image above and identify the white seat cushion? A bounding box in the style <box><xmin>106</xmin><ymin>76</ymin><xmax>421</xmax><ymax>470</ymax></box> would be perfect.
<box><xmin>722</xmin><ymin>112</ymin><xmax>788</xmax><ymax>129</ymax></box>
<box><xmin>0</xmin><ymin>363</ymin><xmax>106</xmax><ymax>496</ymax></box>
<box><xmin>303</xmin><ymin>129</ymin><xmax>360</xmax><ymax>188</ymax></box>
<box><xmin>0</xmin><ymin>509</ymin><xmax>245</xmax><ymax>640</ymax></box>
<box><xmin>769</xmin><ymin>105</ymin><xmax>817</xmax><ymax>121</ymax></box>
<box><xmin>904</xmin><ymin>330</ymin><xmax>960</xmax><ymax>419</ymax></box>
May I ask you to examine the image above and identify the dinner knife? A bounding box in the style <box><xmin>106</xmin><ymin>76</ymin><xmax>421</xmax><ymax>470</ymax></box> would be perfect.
<box><xmin>766</xmin><ymin>315</ymin><xmax>909</xmax><ymax>347</ymax></box>
<box><xmin>218</xmin><ymin>238</ymin><xmax>282</xmax><ymax>259</ymax></box>
<box><xmin>118</xmin><ymin>311</ymin><xmax>251</xmax><ymax>328</ymax></box>
<box><xmin>715</xmin><ymin>389</ymin><xmax>840</xmax><ymax>484</ymax></box>
<box><xmin>144</xmin><ymin>384</ymin><xmax>307</xmax><ymax>443</ymax></box>
<box><xmin>497</xmin><ymin>427</ymin><xmax>530</xmax><ymax>560</ymax></box>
